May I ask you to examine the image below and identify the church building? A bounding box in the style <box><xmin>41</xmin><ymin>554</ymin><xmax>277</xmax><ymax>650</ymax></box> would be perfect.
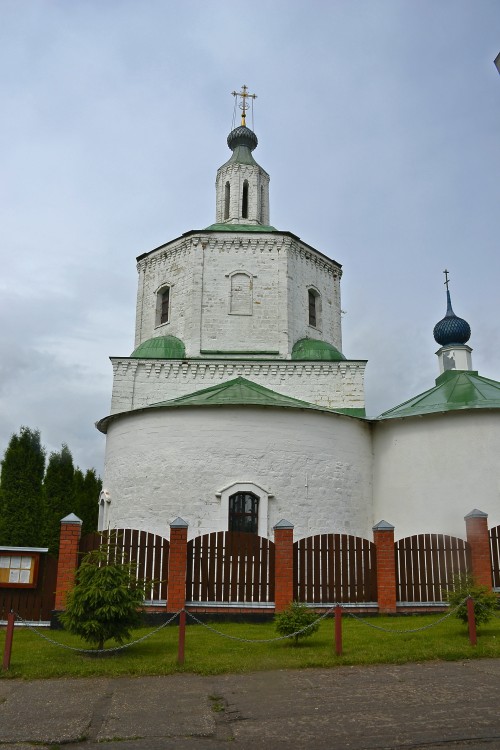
<box><xmin>96</xmin><ymin>88</ymin><xmax>500</xmax><ymax>545</ymax></box>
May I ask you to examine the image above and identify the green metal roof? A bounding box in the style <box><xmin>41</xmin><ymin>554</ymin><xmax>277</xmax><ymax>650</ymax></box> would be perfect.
<box><xmin>378</xmin><ymin>370</ymin><xmax>500</xmax><ymax>420</ymax></box>
<box><xmin>291</xmin><ymin>338</ymin><xmax>346</xmax><ymax>362</ymax></box>
<box><xmin>131</xmin><ymin>335</ymin><xmax>186</xmax><ymax>359</ymax></box>
<box><xmin>205</xmin><ymin>223</ymin><xmax>277</xmax><ymax>232</ymax></box>
<box><xmin>224</xmin><ymin>144</ymin><xmax>258</xmax><ymax>166</ymax></box>
<box><xmin>150</xmin><ymin>377</ymin><xmax>316</xmax><ymax>410</ymax></box>
<box><xmin>96</xmin><ymin>378</ymin><xmax>367</xmax><ymax>433</ymax></box>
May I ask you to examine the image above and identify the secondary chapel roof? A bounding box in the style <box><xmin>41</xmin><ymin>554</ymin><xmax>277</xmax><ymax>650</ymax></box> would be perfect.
<box><xmin>378</xmin><ymin>369</ymin><xmax>500</xmax><ymax>420</ymax></box>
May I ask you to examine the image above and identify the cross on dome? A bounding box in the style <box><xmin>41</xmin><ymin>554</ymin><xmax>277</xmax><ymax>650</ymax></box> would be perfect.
<box><xmin>232</xmin><ymin>84</ymin><xmax>257</xmax><ymax>127</ymax></box>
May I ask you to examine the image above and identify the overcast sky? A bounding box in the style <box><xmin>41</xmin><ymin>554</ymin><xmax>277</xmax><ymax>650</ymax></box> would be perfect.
<box><xmin>1</xmin><ymin>0</ymin><xmax>499</xmax><ymax>476</ymax></box>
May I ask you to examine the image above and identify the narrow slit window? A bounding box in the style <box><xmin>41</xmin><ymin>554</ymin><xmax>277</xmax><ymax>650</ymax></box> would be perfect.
<box><xmin>224</xmin><ymin>182</ymin><xmax>230</xmax><ymax>220</ymax></box>
<box><xmin>156</xmin><ymin>286</ymin><xmax>171</xmax><ymax>326</ymax></box>
<box><xmin>308</xmin><ymin>289</ymin><xmax>318</xmax><ymax>327</ymax></box>
<box><xmin>242</xmin><ymin>180</ymin><xmax>249</xmax><ymax>219</ymax></box>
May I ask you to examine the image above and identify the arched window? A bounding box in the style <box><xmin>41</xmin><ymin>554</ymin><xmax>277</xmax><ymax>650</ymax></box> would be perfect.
<box><xmin>308</xmin><ymin>288</ymin><xmax>320</xmax><ymax>328</ymax></box>
<box><xmin>217</xmin><ymin>481</ymin><xmax>272</xmax><ymax>537</ymax></box>
<box><xmin>155</xmin><ymin>285</ymin><xmax>171</xmax><ymax>327</ymax></box>
<box><xmin>242</xmin><ymin>180</ymin><xmax>249</xmax><ymax>219</ymax></box>
<box><xmin>224</xmin><ymin>182</ymin><xmax>230</xmax><ymax>220</ymax></box>
<box><xmin>260</xmin><ymin>184</ymin><xmax>264</xmax><ymax>223</ymax></box>
<box><xmin>228</xmin><ymin>492</ymin><xmax>259</xmax><ymax>533</ymax></box>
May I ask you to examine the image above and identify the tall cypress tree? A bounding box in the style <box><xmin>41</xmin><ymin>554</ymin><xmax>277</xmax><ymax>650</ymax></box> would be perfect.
<box><xmin>74</xmin><ymin>467</ymin><xmax>101</xmax><ymax>537</ymax></box>
<box><xmin>43</xmin><ymin>444</ymin><xmax>75</xmax><ymax>553</ymax></box>
<box><xmin>0</xmin><ymin>427</ymin><xmax>46</xmax><ymax>546</ymax></box>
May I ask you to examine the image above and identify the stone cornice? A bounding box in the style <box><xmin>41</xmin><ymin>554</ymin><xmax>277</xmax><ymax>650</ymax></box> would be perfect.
<box><xmin>110</xmin><ymin>357</ymin><xmax>367</xmax><ymax>378</ymax></box>
<box><xmin>136</xmin><ymin>230</ymin><xmax>342</xmax><ymax>272</ymax></box>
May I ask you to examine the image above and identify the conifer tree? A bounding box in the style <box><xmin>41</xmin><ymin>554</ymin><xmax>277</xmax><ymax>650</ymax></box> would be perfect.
<box><xmin>43</xmin><ymin>444</ymin><xmax>75</xmax><ymax>553</ymax></box>
<box><xmin>0</xmin><ymin>427</ymin><xmax>46</xmax><ymax>546</ymax></box>
<box><xmin>73</xmin><ymin>467</ymin><xmax>101</xmax><ymax>537</ymax></box>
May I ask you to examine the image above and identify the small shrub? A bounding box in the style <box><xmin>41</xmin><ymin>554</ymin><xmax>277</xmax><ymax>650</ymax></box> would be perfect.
<box><xmin>275</xmin><ymin>601</ymin><xmax>320</xmax><ymax>645</ymax></box>
<box><xmin>445</xmin><ymin>574</ymin><xmax>498</xmax><ymax>627</ymax></box>
<box><xmin>60</xmin><ymin>549</ymin><xmax>145</xmax><ymax>650</ymax></box>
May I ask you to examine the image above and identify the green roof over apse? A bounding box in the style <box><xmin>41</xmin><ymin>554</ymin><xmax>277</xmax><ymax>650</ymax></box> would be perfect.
<box><xmin>378</xmin><ymin>370</ymin><xmax>500</xmax><ymax>420</ymax></box>
<box><xmin>95</xmin><ymin>377</ymin><xmax>366</xmax><ymax>433</ymax></box>
<box><xmin>291</xmin><ymin>338</ymin><xmax>346</xmax><ymax>362</ymax></box>
<box><xmin>150</xmin><ymin>377</ymin><xmax>316</xmax><ymax>410</ymax></box>
<box><xmin>205</xmin><ymin>223</ymin><xmax>277</xmax><ymax>232</ymax></box>
<box><xmin>131</xmin><ymin>335</ymin><xmax>186</xmax><ymax>359</ymax></box>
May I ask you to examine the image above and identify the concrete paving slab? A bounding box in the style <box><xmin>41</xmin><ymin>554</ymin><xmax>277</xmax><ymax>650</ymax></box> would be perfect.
<box><xmin>96</xmin><ymin>675</ymin><xmax>215</xmax><ymax>741</ymax></box>
<box><xmin>1</xmin><ymin>660</ymin><xmax>500</xmax><ymax>748</ymax></box>
<box><xmin>0</xmin><ymin>677</ymin><xmax>110</xmax><ymax>744</ymax></box>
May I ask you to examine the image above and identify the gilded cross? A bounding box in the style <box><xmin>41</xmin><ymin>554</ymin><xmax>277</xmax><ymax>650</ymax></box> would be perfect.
<box><xmin>232</xmin><ymin>85</ymin><xmax>257</xmax><ymax>127</ymax></box>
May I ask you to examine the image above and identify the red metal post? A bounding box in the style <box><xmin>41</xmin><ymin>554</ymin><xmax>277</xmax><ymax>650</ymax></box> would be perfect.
<box><xmin>177</xmin><ymin>609</ymin><xmax>186</xmax><ymax>665</ymax></box>
<box><xmin>467</xmin><ymin>596</ymin><xmax>477</xmax><ymax>646</ymax></box>
<box><xmin>2</xmin><ymin>611</ymin><xmax>15</xmax><ymax>671</ymax></box>
<box><xmin>334</xmin><ymin>604</ymin><xmax>343</xmax><ymax>656</ymax></box>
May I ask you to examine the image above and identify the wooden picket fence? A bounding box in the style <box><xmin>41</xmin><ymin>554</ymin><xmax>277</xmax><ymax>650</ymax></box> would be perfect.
<box><xmin>395</xmin><ymin>534</ymin><xmax>471</xmax><ymax>602</ymax></box>
<box><xmin>186</xmin><ymin>531</ymin><xmax>275</xmax><ymax>603</ymax></box>
<box><xmin>80</xmin><ymin>529</ymin><xmax>170</xmax><ymax>602</ymax></box>
<box><xmin>293</xmin><ymin>533</ymin><xmax>377</xmax><ymax>603</ymax></box>
<box><xmin>491</xmin><ymin>525</ymin><xmax>500</xmax><ymax>589</ymax></box>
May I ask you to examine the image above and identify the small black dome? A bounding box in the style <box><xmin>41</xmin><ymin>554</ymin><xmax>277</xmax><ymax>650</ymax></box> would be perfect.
<box><xmin>227</xmin><ymin>126</ymin><xmax>258</xmax><ymax>152</ymax></box>
<box><xmin>433</xmin><ymin>291</ymin><xmax>471</xmax><ymax>346</ymax></box>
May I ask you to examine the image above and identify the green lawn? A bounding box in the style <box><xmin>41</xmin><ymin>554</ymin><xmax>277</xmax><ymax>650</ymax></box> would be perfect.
<box><xmin>1</xmin><ymin>612</ymin><xmax>500</xmax><ymax>680</ymax></box>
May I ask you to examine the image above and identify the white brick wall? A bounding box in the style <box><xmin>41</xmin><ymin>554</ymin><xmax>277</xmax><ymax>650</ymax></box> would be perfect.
<box><xmin>215</xmin><ymin>162</ymin><xmax>270</xmax><ymax>225</ymax></box>
<box><xmin>134</xmin><ymin>232</ymin><xmax>343</xmax><ymax>358</ymax></box>
<box><xmin>109</xmin><ymin>358</ymin><xmax>366</xmax><ymax>414</ymax></box>
<box><xmin>102</xmin><ymin>407</ymin><xmax>373</xmax><ymax>541</ymax></box>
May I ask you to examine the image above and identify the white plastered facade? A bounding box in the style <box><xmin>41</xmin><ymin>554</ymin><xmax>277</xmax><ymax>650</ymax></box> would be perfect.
<box><xmin>98</xmin><ymin>121</ymin><xmax>500</xmax><ymax>544</ymax></box>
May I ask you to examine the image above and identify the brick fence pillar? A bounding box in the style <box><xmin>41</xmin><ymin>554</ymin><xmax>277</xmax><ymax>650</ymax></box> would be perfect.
<box><xmin>373</xmin><ymin>520</ymin><xmax>397</xmax><ymax>614</ymax></box>
<box><xmin>273</xmin><ymin>519</ymin><xmax>294</xmax><ymax>613</ymax></box>
<box><xmin>465</xmin><ymin>509</ymin><xmax>493</xmax><ymax>589</ymax></box>
<box><xmin>54</xmin><ymin>513</ymin><xmax>82</xmax><ymax>611</ymax></box>
<box><xmin>167</xmin><ymin>517</ymin><xmax>188</xmax><ymax>612</ymax></box>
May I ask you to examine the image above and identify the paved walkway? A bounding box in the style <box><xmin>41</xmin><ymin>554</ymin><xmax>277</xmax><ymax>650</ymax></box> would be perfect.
<box><xmin>1</xmin><ymin>659</ymin><xmax>500</xmax><ymax>749</ymax></box>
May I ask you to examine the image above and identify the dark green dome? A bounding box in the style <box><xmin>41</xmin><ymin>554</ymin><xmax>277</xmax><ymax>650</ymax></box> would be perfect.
<box><xmin>131</xmin><ymin>335</ymin><xmax>186</xmax><ymax>359</ymax></box>
<box><xmin>227</xmin><ymin>126</ymin><xmax>258</xmax><ymax>152</ymax></box>
<box><xmin>291</xmin><ymin>338</ymin><xmax>346</xmax><ymax>362</ymax></box>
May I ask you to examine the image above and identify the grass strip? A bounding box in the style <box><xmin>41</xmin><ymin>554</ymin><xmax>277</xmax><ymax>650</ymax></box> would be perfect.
<box><xmin>1</xmin><ymin>613</ymin><xmax>499</xmax><ymax>679</ymax></box>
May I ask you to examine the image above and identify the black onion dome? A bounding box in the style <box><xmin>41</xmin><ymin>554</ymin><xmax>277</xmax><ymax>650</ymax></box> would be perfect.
<box><xmin>433</xmin><ymin>290</ymin><xmax>471</xmax><ymax>346</ymax></box>
<box><xmin>227</xmin><ymin>126</ymin><xmax>258</xmax><ymax>152</ymax></box>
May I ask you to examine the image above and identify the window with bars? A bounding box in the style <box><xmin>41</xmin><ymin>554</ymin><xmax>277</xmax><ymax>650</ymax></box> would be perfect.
<box><xmin>228</xmin><ymin>492</ymin><xmax>259</xmax><ymax>533</ymax></box>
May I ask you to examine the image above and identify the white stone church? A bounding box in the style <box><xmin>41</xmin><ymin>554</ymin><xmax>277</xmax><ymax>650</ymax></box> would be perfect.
<box><xmin>96</xmin><ymin>93</ymin><xmax>500</xmax><ymax>543</ymax></box>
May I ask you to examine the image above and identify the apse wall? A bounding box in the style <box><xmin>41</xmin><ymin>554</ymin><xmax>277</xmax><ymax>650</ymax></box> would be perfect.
<box><xmin>102</xmin><ymin>406</ymin><xmax>373</xmax><ymax>541</ymax></box>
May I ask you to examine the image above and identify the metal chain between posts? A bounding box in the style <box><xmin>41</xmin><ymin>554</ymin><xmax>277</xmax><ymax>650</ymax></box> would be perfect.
<box><xmin>345</xmin><ymin>599</ymin><xmax>467</xmax><ymax>634</ymax></box>
<box><xmin>13</xmin><ymin>610</ymin><xmax>182</xmax><ymax>654</ymax></box>
<box><xmin>187</xmin><ymin>601</ymin><xmax>469</xmax><ymax>642</ymax></box>
<box><xmin>185</xmin><ymin>605</ymin><xmax>337</xmax><ymax>643</ymax></box>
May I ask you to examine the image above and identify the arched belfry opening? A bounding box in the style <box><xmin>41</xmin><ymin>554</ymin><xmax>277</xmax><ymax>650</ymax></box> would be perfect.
<box><xmin>242</xmin><ymin>180</ymin><xmax>249</xmax><ymax>219</ymax></box>
<box><xmin>224</xmin><ymin>182</ymin><xmax>230</xmax><ymax>220</ymax></box>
